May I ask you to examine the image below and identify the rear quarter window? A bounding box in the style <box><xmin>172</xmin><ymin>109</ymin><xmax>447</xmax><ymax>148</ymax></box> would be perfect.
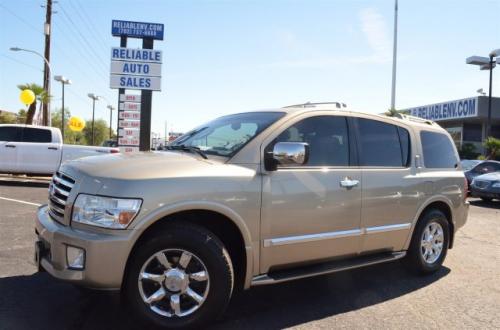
<box><xmin>420</xmin><ymin>131</ymin><xmax>458</xmax><ymax>168</ymax></box>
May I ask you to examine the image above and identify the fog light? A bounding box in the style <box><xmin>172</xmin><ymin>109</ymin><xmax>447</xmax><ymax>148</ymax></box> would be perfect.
<box><xmin>66</xmin><ymin>245</ymin><xmax>85</xmax><ymax>269</ymax></box>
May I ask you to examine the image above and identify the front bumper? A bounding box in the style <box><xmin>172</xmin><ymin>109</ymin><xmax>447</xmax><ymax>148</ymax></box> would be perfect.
<box><xmin>35</xmin><ymin>205</ymin><xmax>133</xmax><ymax>289</ymax></box>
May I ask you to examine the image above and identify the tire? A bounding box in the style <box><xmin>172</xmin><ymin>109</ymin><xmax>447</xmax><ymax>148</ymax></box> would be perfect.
<box><xmin>404</xmin><ymin>209</ymin><xmax>450</xmax><ymax>275</ymax></box>
<box><xmin>480</xmin><ymin>197</ymin><xmax>493</xmax><ymax>202</ymax></box>
<box><xmin>124</xmin><ymin>223</ymin><xmax>234</xmax><ymax>329</ymax></box>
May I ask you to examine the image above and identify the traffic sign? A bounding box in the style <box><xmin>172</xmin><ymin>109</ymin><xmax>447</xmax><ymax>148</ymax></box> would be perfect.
<box><xmin>119</xmin><ymin>102</ymin><xmax>141</xmax><ymax>111</ymax></box>
<box><xmin>119</xmin><ymin>120</ymin><xmax>140</xmax><ymax>128</ymax></box>
<box><xmin>111</xmin><ymin>47</ymin><xmax>162</xmax><ymax>63</ymax></box>
<box><xmin>112</xmin><ymin>20</ymin><xmax>164</xmax><ymax>40</ymax></box>
<box><xmin>119</xmin><ymin>111</ymin><xmax>141</xmax><ymax>120</ymax></box>
<box><xmin>110</xmin><ymin>74</ymin><xmax>161</xmax><ymax>91</ymax></box>
<box><xmin>119</xmin><ymin>94</ymin><xmax>141</xmax><ymax>102</ymax></box>
<box><xmin>110</xmin><ymin>61</ymin><xmax>161</xmax><ymax>76</ymax></box>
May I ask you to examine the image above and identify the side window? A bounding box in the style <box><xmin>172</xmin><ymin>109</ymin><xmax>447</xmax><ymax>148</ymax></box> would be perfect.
<box><xmin>22</xmin><ymin>128</ymin><xmax>52</xmax><ymax>143</ymax></box>
<box><xmin>0</xmin><ymin>127</ymin><xmax>23</xmax><ymax>142</ymax></box>
<box><xmin>274</xmin><ymin>116</ymin><xmax>349</xmax><ymax>166</ymax></box>
<box><xmin>357</xmin><ymin>118</ymin><xmax>406</xmax><ymax>167</ymax></box>
<box><xmin>420</xmin><ymin>131</ymin><xmax>458</xmax><ymax>168</ymax></box>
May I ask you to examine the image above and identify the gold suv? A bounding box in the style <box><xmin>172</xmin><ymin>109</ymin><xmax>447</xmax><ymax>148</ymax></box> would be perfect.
<box><xmin>35</xmin><ymin>102</ymin><xmax>469</xmax><ymax>328</ymax></box>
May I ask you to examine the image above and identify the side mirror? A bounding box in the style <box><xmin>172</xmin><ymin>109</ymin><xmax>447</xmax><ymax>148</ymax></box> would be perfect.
<box><xmin>265</xmin><ymin>142</ymin><xmax>309</xmax><ymax>171</ymax></box>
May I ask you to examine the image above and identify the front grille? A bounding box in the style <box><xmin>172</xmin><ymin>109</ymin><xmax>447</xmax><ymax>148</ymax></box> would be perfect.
<box><xmin>48</xmin><ymin>171</ymin><xmax>75</xmax><ymax>223</ymax></box>
<box><xmin>473</xmin><ymin>180</ymin><xmax>490</xmax><ymax>189</ymax></box>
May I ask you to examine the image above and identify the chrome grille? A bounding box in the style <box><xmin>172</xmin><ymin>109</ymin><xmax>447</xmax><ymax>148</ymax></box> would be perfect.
<box><xmin>473</xmin><ymin>180</ymin><xmax>490</xmax><ymax>189</ymax></box>
<box><xmin>48</xmin><ymin>171</ymin><xmax>75</xmax><ymax>223</ymax></box>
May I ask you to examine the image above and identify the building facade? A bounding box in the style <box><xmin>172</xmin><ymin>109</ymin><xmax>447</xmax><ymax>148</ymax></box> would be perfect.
<box><xmin>404</xmin><ymin>96</ymin><xmax>500</xmax><ymax>155</ymax></box>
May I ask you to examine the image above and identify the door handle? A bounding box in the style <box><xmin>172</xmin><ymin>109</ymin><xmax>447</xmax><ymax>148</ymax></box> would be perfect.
<box><xmin>48</xmin><ymin>147</ymin><xmax>58</xmax><ymax>150</ymax></box>
<box><xmin>340</xmin><ymin>177</ymin><xmax>359</xmax><ymax>188</ymax></box>
<box><xmin>5</xmin><ymin>145</ymin><xmax>16</xmax><ymax>148</ymax></box>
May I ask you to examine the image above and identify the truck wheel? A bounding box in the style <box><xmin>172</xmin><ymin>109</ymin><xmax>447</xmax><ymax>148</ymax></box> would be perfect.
<box><xmin>404</xmin><ymin>209</ymin><xmax>449</xmax><ymax>275</ymax></box>
<box><xmin>124</xmin><ymin>223</ymin><xmax>234</xmax><ymax>329</ymax></box>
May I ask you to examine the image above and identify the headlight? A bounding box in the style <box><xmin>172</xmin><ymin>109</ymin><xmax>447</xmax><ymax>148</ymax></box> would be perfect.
<box><xmin>492</xmin><ymin>182</ymin><xmax>500</xmax><ymax>188</ymax></box>
<box><xmin>72</xmin><ymin>194</ymin><xmax>142</xmax><ymax>229</ymax></box>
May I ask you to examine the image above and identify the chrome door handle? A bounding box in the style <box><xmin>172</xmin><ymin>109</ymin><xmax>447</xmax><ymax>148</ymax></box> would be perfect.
<box><xmin>340</xmin><ymin>178</ymin><xmax>359</xmax><ymax>188</ymax></box>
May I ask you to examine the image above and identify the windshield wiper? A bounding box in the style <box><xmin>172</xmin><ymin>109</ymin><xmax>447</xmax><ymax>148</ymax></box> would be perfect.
<box><xmin>166</xmin><ymin>145</ymin><xmax>208</xmax><ymax>159</ymax></box>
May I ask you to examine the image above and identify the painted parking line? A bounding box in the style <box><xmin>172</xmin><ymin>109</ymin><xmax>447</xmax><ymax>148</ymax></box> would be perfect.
<box><xmin>0</xmin><ymin>196</ymin><xmax>41</xmax><ymax>207</ymax></box>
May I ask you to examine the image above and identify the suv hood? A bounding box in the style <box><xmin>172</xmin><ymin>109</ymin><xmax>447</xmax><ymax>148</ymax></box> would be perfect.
<box><xmin>61</xmin><ymin>151</ymin><xmax>226</xmax><ymax>180</ymax></box>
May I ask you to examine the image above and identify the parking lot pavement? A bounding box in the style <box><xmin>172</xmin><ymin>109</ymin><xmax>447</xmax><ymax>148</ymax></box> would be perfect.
<box><xmin>0</xmin><ymin>182</ymin><xmax>498</xmax><ymax>330</ymax></box>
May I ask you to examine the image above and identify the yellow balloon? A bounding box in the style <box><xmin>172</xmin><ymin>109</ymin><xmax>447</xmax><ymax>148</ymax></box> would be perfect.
<box><xmin>68</xmin><ymin>116</ymin><xmax>86</xmax><ymax>132</ymax></box>
<box><xmin>20</xmin><ymin>89</ymin><xmax>35</xmax><ymax>105</ymax></box>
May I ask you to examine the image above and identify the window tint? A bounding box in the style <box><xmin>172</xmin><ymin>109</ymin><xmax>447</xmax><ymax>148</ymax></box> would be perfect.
<box><xmin>22</xmin><ymin>127</ymin><xmax>52</xmax><ymax>143</ymax></box>
<box><xmin>421</xmin><ymin>131</ymin><xmax>458</xmax><ymax>168</ymax></box>
<box><xmin>0</xmin><ymin>127</ymin><xmax>22</xmax><ymax>142</ymax></box>
<box><xmin>473</xmin><ymin>162</ymin><xmax>500</xmax><ymax>173</ymax></box>
<box><xmin>274</xmin><ymin>116</ymin><xmax>349</xmax><ymax>166</ymax></box>
<box><xmin>397</xmin><ymin>127</ymin><xmax>411</xmax><ymax>167</ymax></box>
<box><xmin>357</xmin><ymin>118</ymin><xmax>405</xmax><ymax>167</ymax></box>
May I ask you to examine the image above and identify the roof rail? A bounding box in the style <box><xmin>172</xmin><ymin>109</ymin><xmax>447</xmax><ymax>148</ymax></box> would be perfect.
<box><xmin>284</xmin><ymin>102</ymin><xmax>347</xmax><ymax>109</ymax></box>
<box><xmin>391</xmin><ymin>112</ymin><xmax>435</xmax><ymax>125</ymax></box>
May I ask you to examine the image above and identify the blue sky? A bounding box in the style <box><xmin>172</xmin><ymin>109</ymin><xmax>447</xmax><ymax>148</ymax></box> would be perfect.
<box><xmin>1</xmin><ymin>0</ymin><xmax>499</xmax><ymax>135</ymax></box>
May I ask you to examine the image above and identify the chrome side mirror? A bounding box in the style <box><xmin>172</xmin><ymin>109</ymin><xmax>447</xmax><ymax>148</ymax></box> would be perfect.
<box><xmin>272</xmin><ymin>142</ymin><xmax>309</xmax><ymax>167</ymax></box>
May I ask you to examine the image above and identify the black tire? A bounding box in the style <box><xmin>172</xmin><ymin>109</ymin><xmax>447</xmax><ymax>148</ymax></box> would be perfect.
<box><xmin>480</xmin><ymin>197</ymin><xmax>493</xmax><ymax>202</ymax></box>
<box><xmin>124</xmin><ymin>223</ymin><xmax>234</xmax><ymax>329</ymax></box>
<box><xmin>404</xmin><ymin>209</ymin><xmax>450</xmax><ymax>275</ymax></box>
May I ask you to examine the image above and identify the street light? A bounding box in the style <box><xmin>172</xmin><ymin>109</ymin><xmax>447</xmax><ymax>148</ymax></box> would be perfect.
<box><xmin>54</xmin><ymin>75</ymin><xmax>71</xmax><ymax>140</ymax></box>
<box><xmin>466</xmin><ymin>50</ymin><xmax>499</xmax><ymax>138</ymax></box>
<box><xmin>10</xmin><ymin>46</ymin><xmax>52</xmax><ymax>126</ymax></box>
<box><xmin>107</xmin><ymin>105</ymin><xmax>115</xmax><ymax>139</ymax></box>
<box><xmin>87</xmin><ymin>93</ymin><xmax>100</xmax><ymax>145</ymax></box>
<box><xmin>477</xmin><ymin>88</ymin><xmax>487</xmax><ymax>96</ymax></box>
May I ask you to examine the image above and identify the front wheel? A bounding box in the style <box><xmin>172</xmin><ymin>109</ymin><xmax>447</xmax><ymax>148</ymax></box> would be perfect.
<box><xmin>124</xmin><ymin>223</ymin><xmax>234</xmax><ymax>329</ymax></box>
<box><xmin>404</xmin><ymin>209</ymin><xmax>449</xmax><ymax>274</ymax></box>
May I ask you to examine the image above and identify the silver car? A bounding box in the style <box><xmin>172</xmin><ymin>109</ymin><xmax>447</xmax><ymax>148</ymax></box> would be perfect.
<box><xmin>35</xmin><ymin>103</ymin><xmax>469</xmax><ymax>328</ymax></box>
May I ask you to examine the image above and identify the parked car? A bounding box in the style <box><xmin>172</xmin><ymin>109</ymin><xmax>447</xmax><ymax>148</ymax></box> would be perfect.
<box><xmin>460</xmin><ymin>159</ymin><xmax>482</xmax><ymax>171</ymax></box>
<box><xmin>464</xmin><ymin>160</ymin><xmax>500</xmax><ymax>186</ymax></box>
<box><xmin>0</xmin><ymin>124</ymin><xmax>119</xmax><ymax>176</ymax></box>
<box><xmin>470</xmin><ymin>172</ymin><xmax>500</xmax><ymax>202</ymax></box>
<box><xmin>35</xmin><ymin>104</ymin><xmax>469</xmax><ymax>328</ymax></box>
<box><xmin>102</xmin><ymin>139</ymin><xmax>118</xmax><ymax>148</ymax></box>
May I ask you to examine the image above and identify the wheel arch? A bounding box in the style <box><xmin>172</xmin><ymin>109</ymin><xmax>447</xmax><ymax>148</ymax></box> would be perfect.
<box><xmin>124</xmin><ymin>201</ymin><xmax>254</xmax><ymax>291</ymax></box>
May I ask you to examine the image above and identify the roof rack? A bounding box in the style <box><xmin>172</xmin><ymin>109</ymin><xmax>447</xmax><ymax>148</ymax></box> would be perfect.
<box><xmin>391</xmin><ymin>112</ymin><xmax>435</xmax><ymax>125</ymax></box>
<box><xmin>284</xmin><ymin>102</ymin><xmax>347</xmax><ymax>109</ymax></box>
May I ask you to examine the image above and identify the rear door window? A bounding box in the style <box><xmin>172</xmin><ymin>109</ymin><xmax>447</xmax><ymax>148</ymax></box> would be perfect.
<box><xmin>420</xmin><ymin>131</ymin><xmax>458</xmax><ymax>168</ymax></box>
<box><xmin>357</xmin><ymin>118</ymin><xmax>409</xmax><ymax>167</ymax></box>
<box><xmin>22</xmin><ymin>127</ymin><xmax>52</xmax><ymax>143</ymax></box>
<box><xmin>0</xmin><ymin>126</ymin><xmax>23</xmax><ymax>142</ymax></box>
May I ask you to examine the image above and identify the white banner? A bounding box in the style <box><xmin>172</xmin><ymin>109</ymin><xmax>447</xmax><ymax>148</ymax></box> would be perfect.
<box><xmin>119</xmin><ymin>120</ymin><xmax>140</xmax><ymax>128</ymax></box>
<box><xmin>110</xmin><ymin>74</ymin><xmax>161</xmax><ymax>91</ymax></box>
<box><xmin>119</xmin><ymin>102</ymin><xmax>141</xmax><ymax>111</ymax></box>
<box><xmin>119</xmin><ymin>128</ymin><xmax>140</xmax><ymax>137</ymax></box>
<box><xmin>119</xmin><ymin>94</ymin><xmax>141</xmax><ymax>103</ymax></box>
<box><xmin>120</xmin><ymin>146</ymin><xmax>139</xmax><ymax>153</ymax></box>
<box><xmin>111</xmin><ymin>61</ymin><xmax>161</xmax><ymax>76</ymax></box>
<box><xmin>119</xmin><ymin>111</ymin><xmax>141</xmax><ymax>120</ymax></box>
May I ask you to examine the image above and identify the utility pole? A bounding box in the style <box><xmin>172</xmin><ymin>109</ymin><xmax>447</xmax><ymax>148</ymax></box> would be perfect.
<box><xmin>390</xmin><ymin>0</ymin><xmax>398</xmax><ymax>110</ymax></box>
<box><xmin>42</xmin><ymin>0</ymin><xmax>52</xmax><ymax>126</ymax></box>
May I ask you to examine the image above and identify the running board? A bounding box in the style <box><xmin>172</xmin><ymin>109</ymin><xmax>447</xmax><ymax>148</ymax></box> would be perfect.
<box><xmin>251</xmin><ymin>251</ymin><xmax>406</xmax><ymax>286</ymax></box>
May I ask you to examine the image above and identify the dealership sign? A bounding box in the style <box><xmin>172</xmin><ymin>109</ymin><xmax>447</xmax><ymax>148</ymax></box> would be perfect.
<box><xmin>111</xmin><ymin>61</ymin><xmax>161</xmax><ymax>76</ymax></box>
<box><xmin>112</xmin><ymin>20</ymin><xmax>164</xmax><ymax>40</ymax></box>
<box><xmin>406</xmin><ymin>97</ymin><xmax>478</xmax><ymax>121</ymax></box>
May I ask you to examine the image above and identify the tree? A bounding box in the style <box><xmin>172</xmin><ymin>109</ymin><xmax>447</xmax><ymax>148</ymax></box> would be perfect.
<box><xmin>484</xmin><ymin>137</ymin><xmax>500</xmax><ymax>160</ymax></box>
<box><xmin>51</xmin><ymin>108</ymin><xmax>86</xmax><ymax>145</ymax></box>
<box><xmin>17</xmin><ymin>109</ymin><xmax>27</xmax><ymax>123</ymax></box>
<box><xmin>0</xmin><ymin>111</ymin><xmax>17</xmax><ymax>124</ymax></box>
<box><xmin>17</xmin><ymin>83</ymin><xmax>49</xmax><ymax>125</ymax></box>
<box><xmin>83</xmin><ymin>119</ymin><xmax>111</xmax><ymax>146</ymax></box>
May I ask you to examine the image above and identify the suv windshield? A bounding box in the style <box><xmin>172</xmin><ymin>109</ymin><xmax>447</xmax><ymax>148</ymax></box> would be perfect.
<box><xmin>171</xmin><ymin>111</ymin><xmax>285</xmax><ymax>157</ymax></box>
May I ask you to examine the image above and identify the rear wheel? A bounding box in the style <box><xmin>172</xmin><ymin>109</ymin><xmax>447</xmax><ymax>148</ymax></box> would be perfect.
<box><xmin>124</xmin><ymin>223</ymin><xmax>234</xmax><ymax>329</ymax></box>
<box><xmin>404</xmin><ymin>209</ymin><xmax>449</xmax><ymax>274</ymax></box>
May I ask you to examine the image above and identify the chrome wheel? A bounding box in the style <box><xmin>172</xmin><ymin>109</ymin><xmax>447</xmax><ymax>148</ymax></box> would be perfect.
<box><xmin>420</xmin><ymin>222</ymin><xmax>444</xmax><ymax>264</ymax></box>
<box><xmin>138</xmin><ymin>249</ymin><xmax>210</xmax><ymax>318</ymax></box>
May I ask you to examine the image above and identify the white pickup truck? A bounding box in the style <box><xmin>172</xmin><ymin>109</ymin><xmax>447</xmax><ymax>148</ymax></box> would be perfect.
<box><xmin>0</xmin><ymin>124</ymin><xmax>119</xmax><ymax>175</ymax></box>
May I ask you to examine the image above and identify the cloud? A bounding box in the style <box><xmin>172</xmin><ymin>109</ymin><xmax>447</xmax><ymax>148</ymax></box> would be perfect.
<box><xmin>359</xmin><ymin>7</ymin><xmax>392</xmax><ymax>62</ymax></box>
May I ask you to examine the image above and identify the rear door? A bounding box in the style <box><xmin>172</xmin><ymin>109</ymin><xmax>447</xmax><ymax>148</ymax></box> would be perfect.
<box><xmin>17</xmin><ymin>127</ymin><xmax>61</xmax><ymax>174</ymax></box>
<box><xmin>354</xmin><ymin>117</ymin><xmax>417</xmax><ymax>253</ymax></box>
<box><xmin>0</xmin><ymin>126</ymin><xmax>22</xmax><ymax>172</ymax></box>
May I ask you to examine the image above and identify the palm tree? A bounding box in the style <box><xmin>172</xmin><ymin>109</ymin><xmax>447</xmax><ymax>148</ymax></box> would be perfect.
<box><xmin>17</xmin><ymin>83</ymin><xmax>49</xmax><ymax>125</ymax></box>
<box><xmin>484</xmin><ymin>137</ymin><xmax>500</xmax><ymax>160</ymax></box>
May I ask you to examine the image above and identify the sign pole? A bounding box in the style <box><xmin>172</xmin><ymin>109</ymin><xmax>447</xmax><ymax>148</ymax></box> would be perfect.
<box><xmin>140</xmin><ymin>37</ymin><xmax>154</xmax><ymax>151</ymax></box>
<box><xmin>117</xmin><ymin>35</ymin><xmax>127</xmax><ymax>143</ymax></box>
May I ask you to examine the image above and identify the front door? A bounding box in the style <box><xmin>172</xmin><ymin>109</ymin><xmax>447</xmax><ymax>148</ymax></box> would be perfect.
<box><xmin>260</xmin><ymin>114</ymin><xmax>362</xmax><ymax>273</ymax></box>
<box><xmin>17</xmin><ymin>127</ymin><xmax>60</xmax><ymax>174</ymax></box>
<box><xmin>0</xmin><ymin>126</ymin><xmax>22</xmax><ymax>172</ymax></box>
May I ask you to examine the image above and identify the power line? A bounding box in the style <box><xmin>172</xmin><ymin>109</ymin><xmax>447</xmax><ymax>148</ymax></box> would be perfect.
<box><xmin>0</xmin><ymin>3</ymin><xmax>44</xmax><ymax>35</ymax></box>
<box><xmin>0</xmin><ymin>54</ymin><xmax>44</xmax><ymax>72</ymax></box>
<box><xmin>70</xmin><ymin>0</ymin><xmax>109</xmax><ymax>51</ymax></box>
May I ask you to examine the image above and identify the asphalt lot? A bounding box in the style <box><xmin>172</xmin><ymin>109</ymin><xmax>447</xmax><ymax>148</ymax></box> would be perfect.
<box><xmin>0</xmin><ymin>178</ymin><xmax>498</xmax><ymax>330</ymax></box>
